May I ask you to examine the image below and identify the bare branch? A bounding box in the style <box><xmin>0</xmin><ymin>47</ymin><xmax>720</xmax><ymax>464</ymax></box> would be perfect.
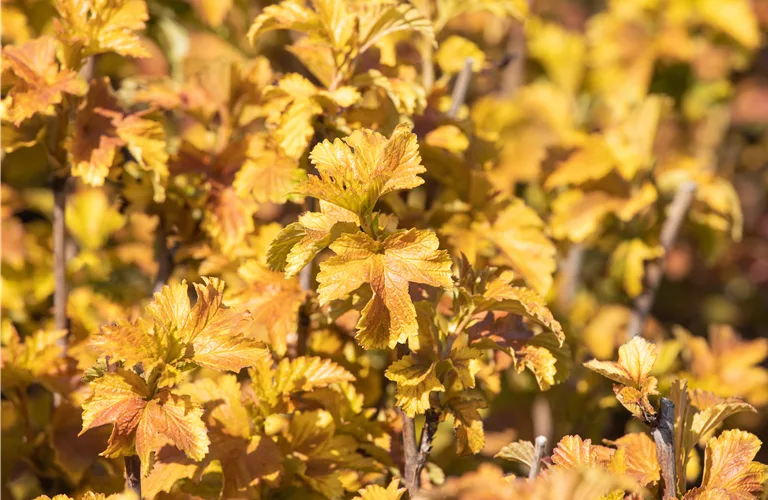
<box><xmin>53</xmin><ymin>176</ymin><xmax>69</xmax><ymax>339</ymax></box>
<box><xmin>152</xmin><ymin>215</ymin><xmax>172</xmax><ymax>294</ymax></box>
<box><xmin>528</xmin><ymin>435</ymin><xmax>548</xmax><ymax>480</ymax></box>
<box><xmin>628</xmin><ymin>182</ymin><xmax>696</xmax><ymax>338</ymax></box>
<box><xmin>124</xmin><ymin>455</ymin><xmax>142</xmax><ymax>498</ymax></box>
<box><xmin>400</xmin><ymin>409</ymin><xmax>419</xmax><ymax>496</ymax></box>
<box><xmin>447</xmin><ymin>58</ymin><xmax>473</xmax><ymax>118</ymax></box>
<box><xmin>652</xmin><ymin>398</ymin><xmax>677</xmax><ymax>500</ymax></box>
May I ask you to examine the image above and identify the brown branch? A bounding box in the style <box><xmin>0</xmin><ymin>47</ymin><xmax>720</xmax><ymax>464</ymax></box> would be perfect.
<box><xmin>557</xmin><ymin>244</ymin><xmax>584</xmax><ymax>313</ymax></box>
<box><xmin>528</xmin><ymin>435</ymin><xmax>548</xmax><ymax>480</ymax></box>
<box><xmin>124</xmin><ymin>455</ymin><xmax>142</xmax><ymax>498</ymax></box>
<box><xmin>628</xmin><ymin>182</ymin><xmax>696</xmax><ymax>338</ymax></box>
<box><xmin>652</xmin><ymin>398</ymin><xmax>677</xmax><ymax>500</ymax></box>
<box><xmin>447</xmin><ymin>58</ymin><xmax>473</xmax><ymax>118</ymax></box>
<box><xmin>152</xmin><ymin>215</ymin><xmax>172</xmax><ymax>294</ymax></box>
<box><xmin>400</xmin><ymin>409</ymin><xmax>419</xmax><ymax>496</ymax></box>
<box><xmin>53</xmin><ymin>176</ymin><xmax>69</xmax><ymax>339</ymax></box>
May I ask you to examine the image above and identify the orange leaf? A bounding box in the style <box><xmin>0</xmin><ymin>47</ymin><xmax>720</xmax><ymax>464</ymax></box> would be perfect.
<box><xmin>1</xmin><ymin>37</ymin><xmax>86</xmax><ymax>126</ymax></box>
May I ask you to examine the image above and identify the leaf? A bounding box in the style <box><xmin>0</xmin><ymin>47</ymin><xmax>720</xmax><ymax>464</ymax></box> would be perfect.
<box><xmin>489</xmin><ymin>199</ymin><xmax>557</xmax><ymax>296</ymax></box>
<box><xmin>436</xmin><ymin>36</ymin><xmax>485</xmax><ymax>74</ymax></box>
<box><xmin>234</xmin><ymin>135</ymin><xmax>304</xmax><ymax>204</ymax></box>
<box><xmin>228</xmin><ymin>260</ymin><xmax>306</xmax><ymax>357</ymax></box>
<box><xmin>448</xmin><ymin>346</ymin><xmax>481</xmax><ymax>390</ymax></box>
<box><xmin>80</xmin><ymin>370</ymin><xmax>150</xmax><ymax>457</ymax></box>
<box><xmin>690</xmin><ymin>390</ymin><xmax>756</xmax><ymax>445</ymax></box>
<box><xmin>495</xmin><ymin>440</ymin><xmax>535</xmax><ymax>467</ymax></box>
<box><xmin>66</xmin><ymin>187</ymin><xmax>126</xmax><ymax>250</ymax></box>
<box><xmin>697</xmin><ymin>0</ymin><xmax>760</xmax><ymax>49</ymax></box>
<box><xmin>67</xmin><ymin>78</ymin><xmax>123</xmax><ymax>186</ymax></box>
<box><xmin>446</xmin><ymin>395</ymin><xmax>486</xmax><ymax>456</ymax></box>
<box><xmin>317</xmin><ymin>228</ymin><xmax>452</xmax><ymax>349</ymax></box>
<box><xmin>609</xmin><ymin>433</ymin><xmax>660</xmax><ymax>486</ymax></box>
<box><xmin>353</xmin><ymin>478</ymin><xmax>406</xmax><ymax>500</ymax></box>
<box><xmin>385</xmin><ymin>355</ymin><xmax>444</xmax><ymax>417</ymax></box>
<box><xmin>476</xmin><ymin>278</ymin><xmax>565</xmax><ymax>343</ymax></box>
<box><xmin>299</xmin><ymin>124</ymin><xmax>425</xmax><ymax>217</ymax></box>
<box><xmin>134</xmin><ymin>392</ymin><xmax>210</xmax><ymax>472</ymax></box>
<box><xmin>682</xmin><ymin>430</ymin><xmax>767</xmax><ymax>499</ymax></box>
<box><xmin>584</xmin><ymin>336</ymin><xmax>657</xmax><ymax>389</ymax></box>
<box><xmin>267</xmin><ymin>201</ymin><xmax>359</xmax><ymax>278</ymax></box>
<box><xmin>551</xmin><ymin>435</ymin><xmax>599</xmax><ymax>470</ymax></box>
<box><xmin>250</xmin><ymin>356</ymin><xmax>355</xmax><ymax>411</ymax></box>
<box><xmin>189</xmin><ymin>323</ymin><xmax>270</xmax><ymax>372</ymax></box>
<box><xmin>177</xmin><ymin>375</ymin><xmax>250</xmax><ymax>438</ymax></box>
<box><xmin>611</xmin><ymin>239</ymin><xmax>664</xmax><ymax>298</ymax></box>
<box><xmin>357</xmin><ymin>1</ymin><xmax>435</xmax><ymax>53</ymax></box>
<box><xmin>0</xmin><ymin>36</ymin><xmax>86</xmax><ymax>126</ymax></box>
<box><xmin>1</xmin><ymin>328</ymin><xmax>68</xmax><ymax>391</ymax></box>
<box><xmin>111</xmin><ymin>111</ymin><xmax>169</xmax><ymax>203</ymax></box>
<box><xmin>247</xmin><ymin>0</ymin><xmax>320</xmax><ymax>45</ymax></box>
<box><xmin>54</xmin><ymin>0</ymin><xmax>150</xmax><ymax>58</ymax></box>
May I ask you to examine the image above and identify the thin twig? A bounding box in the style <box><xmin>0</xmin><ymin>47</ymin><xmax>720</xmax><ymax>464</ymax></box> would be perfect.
<box><xmin>528</xmin><ymin>435</ymin><xmax>548</xmax><ymax>480</ymax></box>
<box><xmin>124</xmin><ymin>455</ymin><xmax>142</xmax><ymax>498</ymax></box>
<box><xmin>628</xmin><ymin>182</ymin><xmax>696</xmax><ymax>338</ymax></box>
<box><xmin>447</xmin><ymin>58</ymin><xmax>473</xmax><ymax>118</ymax></box>
<box><xmin>531</xmin><ymin>395</ymin><xmax>552</xmax><ymax>445</ymax></box>
<box><xmin>421</xmin><ymin>42</ymin><xmax>434</xmax><ymax>93</ymax></box>
<box><xmin>400</xmin><ymin>409</ymin><xmax>419</xmax><ymax>496</ymax></box>
<box><xmin>652</xmin><ymin>398</ymin><xmax>676</xmax><ymax>500</ymax></box>
<box><xmin>53</xmin><ymin>176</ymin><xmax>69</xmax><ymax>339</ymax></box>
<box><xmin>152</xmin><ymin>215</ymin><xmax>172</xmax><ymax>294</ymax></box>
<box><xmin>557</xmin><ymin>244</ymin><xmax>584</xmax><ymax>313</ymax></box>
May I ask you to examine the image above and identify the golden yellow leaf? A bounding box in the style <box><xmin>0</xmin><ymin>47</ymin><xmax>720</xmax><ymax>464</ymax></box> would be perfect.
<box><xmin>610</xmin><ymin>433</ymin><xmax>660</xmax><ymax>486</ymax></box>
<box><xmin>610</xmin><ymin>239</ymin><xmax>664</xmax><ymax>298</ymax></box>
<box><xmin>489</xmin><ymin>199</ymin><xmax>557</xmax><ymax>295</ymax></box>
<box><xmin>80</xmin><ymin>369</ymin><xmax>150</xmax><ymax>457</ymax></box>
<box><xmin>111</xmin><ymin>111</ymin><xmax>169</xmax><ymax>203</ymax></box>
<box><xmin>582</xmin><ymin>305</ymin><xmax>631</xmax><ymax>360</ymax></box>
<box><xmin>317</xmin><ymin>229</ymin><xmax>452</xmax><ymax>349</ymax></box>
<box><xmin>66</xmin><ymin>187</ymin><xmax>126</xmax><ymax>250</ymax></box>
<box><xmin>679</xmin><ymin>325</ymin><xmax>768</xmax><ymax>406</ymax></box>
<box><xmin>477</xmin><ymin>278</ymin><xmax>565</xmax><ymax>343</ymax></box>
<box><xmin>0</xmin><ymin>37</ymin><xmax>86</xmax><ymax>126</ymax></box>
<box><xmin>228</xmin><ymin>260</ymin><xmax>306</xmax><ymax>357</ymax></box>
<box><xmin>385</xmin><ymin>355</ymin><xmax>444</xmax><ymax>417</ymax></box>
<box><xmin>682</xmin><ymin>430</ymin><xmax>767</xmax><ymax>499</ymax></box>
<box><xmin>300</xmin><ymin>124</ymin><xmax>424</xmax><ymax>217</ymax></box>
<box><xmin>446</xmin><ymin>395</ymin><xmax>486</xmax><ymax>456</ymax></box>
<box><xmin>545</xmin><ymin>136</ymin><xmax>615</xmax><ymax>190</ymax></box>
<box><xmin>234</xmin><ymin>135</ymin><xmax>304</xmax><ymax>205</ymax></box>
<box><xmin>448</xmin><ymin>346</ymin><xmax>481</xmax><ymax>390</ymax></box>
<box><xmin>495</xmin><ymin>440</ymin><xmax>535</xmax><ymax>467</ymax></box>
<box><xmin>134</xmin><ymin>391</ymin><xmax>209</xmax><ymax>472</ymax></box>
<box><xmin>697</xmin><ymin>0</ymin><xmax>760</xmax><ymax>49</ymax></box>
<box><xmin>54</xmin><ymin>0</ymin><xmax>150</xmax><ymax>58</ymax></box>
<box><xmin>267</xmin><ymin>201</ymin><xmax>359</xmax><ymax>278</ymax></box>
<box><xmin>526</xmin><ymin>18</ymin><xmax>585</xmax><ymax>95</ymax></box>
<box><xmin>190</xmin><ymin>0</ymin><xmax>233</xmax><ymax>27</ymax></box>
<box><xmin>178</xmin><ymin>374</ymin><xmax>250</xmax><ymax>438</ymax></box>
<box><xmin>67</xmin><ymin>78</ymin><xmax>123</xmax><ymax>186</ymax></box>
<box><xmin>353</xmin><ymin>478</ymin><xmax>406</xmax><ymax>500</ymax></box>
<box><xmin>551</xmin><ymin>435</ymin><xmax>599</xmax><ymax>470</ymax></box>
<box><xmin>425</xmin><ymin>125</ymin><xmax>470</xmax><ymax>154</ymax></box>
<box><xmin>250</xmin><ymin>356</ymin><xmax>355</xmax><ymax>412</ymax></box>
<box><xmin>1</xmin><ymin>328</ymin><xmax>68</xmax><ymax>391</ymax></box>
<box><xmin>435</xmin><ymin>36</ymin><xmax>485</xmax><ymax>73</ymax></box>
<box><xmin>584</xmin><ymin>336</ymin><xmax>657</xmax><ymax>389</ymax></box>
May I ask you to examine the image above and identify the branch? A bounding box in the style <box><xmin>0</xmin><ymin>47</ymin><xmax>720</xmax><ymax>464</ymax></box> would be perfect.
<box><xmin>557</xmin><ymin>244</ymin><xmax>584</xmax><ymax>313</ymax></box>
<box><xmin>400</xmin><ymin>409</ymin><xmax>419</xmax><ymax>496</ymax></box>
<box><xmin>628</xmin><ymin>182</ymin><xmax>696</xmax><ymax>338</ymax></box>
<box><xmin>652</xmin><ymin>398</ymin><xmax>677</xmax><ymax>500</ymax></box>
<box><xmin>53</xmin><ymin>176</ymin><xmax>69</xmax><ymax>341</ymax></box>
<box><xmin>124</xmin><ymin>455</ymin><xmax>142</xmax><ymax>498</ymax></box>
<box><xmin>152</xmin><ymin>215</ymin><xmax>172</xmax><ymax>294</ymax></box>
<box><xmin>447</xmin><ymin>58</ymin><xmax>473</xmax><ymax>119</ymax></box>
<box><xmin>528</xmin><ymin>435</ymin><xmax>548</xmax><ymax>480</ymax></box>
